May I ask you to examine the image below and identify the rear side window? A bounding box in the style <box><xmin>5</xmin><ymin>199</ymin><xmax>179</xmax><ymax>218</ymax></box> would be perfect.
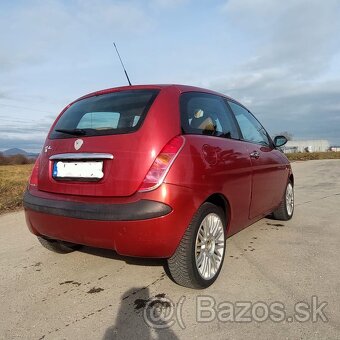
<box><xmin>228</xmin><ymin>101</ymin><xmax>270</xmax><ymax>146</ymax></box>
<box><xmin>180</xmin><ymin>92</ymin><xmax>239</xmax><ymax>139</ymax></box>
<box><xmin>50</xmin><ymin>90</ymin><xmax>159</xmax><ymax>139</ymax></box>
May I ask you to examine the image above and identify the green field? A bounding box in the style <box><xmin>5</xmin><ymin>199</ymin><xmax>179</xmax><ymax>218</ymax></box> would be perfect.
<box><xmin>0</xmin><ymin>164</ymin><xmax>34</xmax><ymax>214</ymax></box>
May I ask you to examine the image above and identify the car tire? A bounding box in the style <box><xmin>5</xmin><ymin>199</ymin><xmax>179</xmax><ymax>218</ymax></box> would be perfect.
<box><xmin>167</xmin><ymin>202</ymin><xmax>226</xmax><ymax>289</ymax></box>
<box><xmin>37</xmin><ymin>236</ymin><xmax>81</xmax><ymax>254</ymax></box>
<box><xmin>272</xmin><ymin>180</ymin><xmax>294</xmax><ymax>221</ymax></box>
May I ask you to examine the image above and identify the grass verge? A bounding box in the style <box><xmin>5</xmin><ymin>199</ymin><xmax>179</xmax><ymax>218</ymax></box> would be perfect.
<box><xmin>286</xmin><ymin>151</ymin><xmax>340</xmax><ymax>161</ymax></box>
<box><xmin>0</xmin><ymin>153</ymin><xmax>339</xmax><ymax>214</ymax></box>
<box><xmin>0</xmin><ymin>164</ymin><xmax>33</xmax><ymax>214</ymax></box>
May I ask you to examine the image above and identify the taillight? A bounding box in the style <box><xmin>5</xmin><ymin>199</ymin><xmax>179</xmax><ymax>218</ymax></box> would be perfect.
<box><xmin>138</xmin><ymin>136</ymin><xmax>185</xmax><ymax>192</ymax></box>
<box><xmin>29</xmin><ymin>156</ymin><xmax>40</xmax><ymax>189</ymax></box>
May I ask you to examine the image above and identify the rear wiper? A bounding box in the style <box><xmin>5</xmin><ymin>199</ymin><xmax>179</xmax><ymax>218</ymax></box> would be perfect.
<box><xmin>55</xmin><ymin>128</ymin><xmax>87</xmax><ymax>136</ymax></box>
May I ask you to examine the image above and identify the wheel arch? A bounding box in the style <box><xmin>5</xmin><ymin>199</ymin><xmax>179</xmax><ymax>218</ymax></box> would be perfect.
<box><xmin>289</xmin><ymin>173</ymin><xmax>294</xmax><ymax>186</ymax></box>
<box><xmin>204</xmin><ymin>193</ymin><xmax>231</xmax><ymax>231</ymax></box>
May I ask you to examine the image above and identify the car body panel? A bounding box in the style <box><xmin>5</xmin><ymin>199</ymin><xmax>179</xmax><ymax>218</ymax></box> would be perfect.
<box><xmin>247</xmin><ymin>143</ymin><xmax>290</xmax><ymax>219</ymax></box>
<box><xmin>38</xmin><ymin>86</ymin><xmax>181</xmax><ymax>197</ymax></box>
<box><xmin>24</xmin><ymin>84</ymin><xmax>293</xmax><ymax>258</ymax></box>
<box><xmin>25</xmin><ymin>183</ymin><xmax>198</xmax><ymax>258</ymax></box>
<box><xmin>164</xmin><ymin>135</ymin><xmax>253</xmax><ymax>235</ymax></box>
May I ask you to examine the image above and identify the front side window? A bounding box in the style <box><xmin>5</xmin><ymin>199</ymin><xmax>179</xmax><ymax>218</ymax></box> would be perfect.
<box><xmin>50</xmin><ymin>90</ymin><xmax>159</xmax><ymax>139</ymax></box>
<box><xmin>228</xmin><ymin>101</ymin><xmax>270</xmax><ymax>146</ymax></box>
<box><xmin>180</xmin><ymin>92</ymin><xmax>239</xmax><ymax>139</ymax></box>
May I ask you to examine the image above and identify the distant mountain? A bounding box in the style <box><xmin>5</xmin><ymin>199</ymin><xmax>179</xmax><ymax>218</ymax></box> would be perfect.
<box><xmin>3</xmin><ymin>148</ymin><xmax>28</xmax><ymax>156</ymax></box>
<box><xmin>2</xmin><ymin>148</ymin><xmax>39</xmax><ymax>158</ymax></box>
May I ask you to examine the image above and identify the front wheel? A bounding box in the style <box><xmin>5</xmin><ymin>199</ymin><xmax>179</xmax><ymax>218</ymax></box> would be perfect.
<box><xmin>167</xmin><ymin>202</ymin><xmax>226</xmax><ymax>289</ymax></box>
<box><xmin>272</xmin><ymin>181</ymin><xmax>294</xmax><ymax>221</ymax></box>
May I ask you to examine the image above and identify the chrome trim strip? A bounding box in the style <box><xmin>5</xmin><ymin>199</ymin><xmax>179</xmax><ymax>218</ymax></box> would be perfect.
<box><xmin>49</xmin><ymin>153</ymin><xmax>114</xmax><ymax>160</ymax></box>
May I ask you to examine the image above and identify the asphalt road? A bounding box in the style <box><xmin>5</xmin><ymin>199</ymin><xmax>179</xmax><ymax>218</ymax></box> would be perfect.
<box><xmin>1</xmin><ymin>160</ymin><xmax>340</xmax><ymax>340</ymax></box>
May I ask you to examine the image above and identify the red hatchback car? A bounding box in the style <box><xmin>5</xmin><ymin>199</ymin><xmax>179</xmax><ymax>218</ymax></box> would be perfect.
<box><xmin>24</xmin><ymin>84</ymin><xmax>294</xmax><ymax>288</ymax></box>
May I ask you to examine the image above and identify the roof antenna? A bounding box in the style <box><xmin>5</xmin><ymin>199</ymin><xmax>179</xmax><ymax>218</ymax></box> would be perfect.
<box><xmin>113</xmin><ymin>42</ymin><xmax>132</xmax><ymax>86</ymax></box>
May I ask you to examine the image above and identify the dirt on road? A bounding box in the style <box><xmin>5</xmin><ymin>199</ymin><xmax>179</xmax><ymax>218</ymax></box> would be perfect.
<box><xmin>0</xmin><ymin>160</ymin><xmax>339</xmax><ymax>339</ymax></box>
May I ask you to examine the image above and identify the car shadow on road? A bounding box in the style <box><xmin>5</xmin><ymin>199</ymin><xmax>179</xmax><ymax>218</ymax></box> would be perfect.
<box><xmin>102</xmin><ymin>287</ymin><xmax>178</xmax><ymax>340</ymax></box>
<box><xmin>80</xmin><ymin>246</ymin><xmax>166</xmax><ymax>266</ymax></box>
<box><xmin>78</xmin><ymin>246</ymin><xmax>177</xmax><ymax>285</ymax></box>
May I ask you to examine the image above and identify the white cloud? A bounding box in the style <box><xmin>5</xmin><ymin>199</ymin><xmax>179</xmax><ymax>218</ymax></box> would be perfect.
<box><xmin>0</xmin><ymin>0</ymin><xmax>151</xmax><ymax>73</ymax></box>
<box><xmin>1</xmin><ymin>0</ymin><xmax>340</xmax><ymax>149</ymax></box>
<box><xmin>223</xmin><ymin>0</ymin><xmax>340</xmax><ymax>76</ymax></box>
<box><xmin>213</xmin><ymin>0</ymin><xmax>340</xmax><ymax>142</ymax></box>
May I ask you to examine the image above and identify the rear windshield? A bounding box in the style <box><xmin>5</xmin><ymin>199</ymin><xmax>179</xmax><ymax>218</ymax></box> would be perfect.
<box><xmin>50</xmin><ymin>90</ymin><xmax>159</xmax><ymax>139</ymax></box>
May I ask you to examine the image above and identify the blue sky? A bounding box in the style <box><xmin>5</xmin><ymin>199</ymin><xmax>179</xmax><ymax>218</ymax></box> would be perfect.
<box><xmin>1</xmin><ymin>0</ymin><xmax>340</xmax><ymax>151</ymax></box>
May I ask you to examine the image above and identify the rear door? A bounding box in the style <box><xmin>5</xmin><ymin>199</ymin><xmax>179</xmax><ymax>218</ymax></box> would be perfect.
<box><xmin>227</xmin><ymin>101</ymin><xmax>288</xmax><ymax>219</ymax></box>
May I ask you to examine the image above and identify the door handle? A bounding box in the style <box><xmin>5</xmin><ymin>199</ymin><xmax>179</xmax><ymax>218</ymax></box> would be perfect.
<box><xmin>250</xmin><ymin>151</ymin><xmax>260</xmax><ymax>159</ymax></box>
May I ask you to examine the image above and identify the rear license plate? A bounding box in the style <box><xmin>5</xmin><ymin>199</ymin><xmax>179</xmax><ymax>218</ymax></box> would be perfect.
<box><xmin>52</xmin><ymin>161</ymin><xmax>104</xmax><ymax>180</ymax></box>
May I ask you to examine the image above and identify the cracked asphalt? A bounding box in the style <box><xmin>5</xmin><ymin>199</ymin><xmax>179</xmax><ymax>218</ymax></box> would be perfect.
<box><xmin>0</xmin><ymin>160</ymin><xmax>339</xmax><ymax>339</ymax></box>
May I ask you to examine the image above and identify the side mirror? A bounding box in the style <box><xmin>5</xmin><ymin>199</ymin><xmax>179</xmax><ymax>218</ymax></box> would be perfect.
<box><xmin>273</xmin><ymin>135</ymin><xmax>288</xmax><ymax>148</ymax></box>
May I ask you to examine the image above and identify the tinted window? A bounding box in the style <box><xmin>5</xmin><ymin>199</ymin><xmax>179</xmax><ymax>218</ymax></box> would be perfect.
<box><xmin>228</xmin><ymin>101</ymin><xmax>270</xmax><ymax>146</ymax></box>
<box><xmin>180</xmin><ymin>93</ymin><xmax>239</xmax><ymax>139</ymax></box>
<box><xmin>50</xmin><ymin>90</ymin><xmax>159</xmax><ymax>139</ymax></box>
<box><xmin>77</xmin><ymin>112</ymin><xmax>120</xmax><ymax>129</ymax></box>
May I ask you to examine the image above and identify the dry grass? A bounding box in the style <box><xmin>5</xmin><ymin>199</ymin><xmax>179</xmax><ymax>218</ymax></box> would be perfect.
<box><xmin>0</xmin><ymin>164</ymin><xmax>33</xmax><ymax>214</ymax></box>
<box><xmin>0</xmin><ymin>152</ymin><xmax>339</xmax><ymax>214</ymax></box>
<box><xmin>286</xmin><ymin>151</ymin><xmax>340</xmax><ymax>161</ymax></box>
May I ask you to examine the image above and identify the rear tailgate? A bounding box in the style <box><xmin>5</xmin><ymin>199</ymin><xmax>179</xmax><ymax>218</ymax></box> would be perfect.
<box><xmin>37</xmin><ymin>87</ymin><xmax>181</xmax><ymax>197</ymax></box>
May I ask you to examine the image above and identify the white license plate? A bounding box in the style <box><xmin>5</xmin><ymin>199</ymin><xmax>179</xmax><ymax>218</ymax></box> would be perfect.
<box><xmin>53</xmin><ymin>161</ymin><xmax>104</xmax><ymax>179</ymax></box>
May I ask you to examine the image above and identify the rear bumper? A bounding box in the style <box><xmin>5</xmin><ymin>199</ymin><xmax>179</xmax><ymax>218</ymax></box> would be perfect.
<box><xmin>24</xmin><ymin>184</ymin><xmax>199</xmax><ymax>258</ymax></box>
<box><xmin>23</xmin><ymin>190</ymin><xmax>171</xmax><ymax>221</ymax></box>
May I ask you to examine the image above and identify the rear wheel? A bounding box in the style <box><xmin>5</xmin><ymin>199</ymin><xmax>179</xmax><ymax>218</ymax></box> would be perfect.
<box><xmin>37</xmin><ymin>236</ymin><xmax>81</xmax><ymax>254</ymax></box>
<box><xmin>167</xmin><ymin>202</ymin><xmax>226</xmax><ymax>289</ymax></box>
<box><xmin>272</xmin><ymin>181</ymin><xmax>294</xmax><ymax>221</ymax></box>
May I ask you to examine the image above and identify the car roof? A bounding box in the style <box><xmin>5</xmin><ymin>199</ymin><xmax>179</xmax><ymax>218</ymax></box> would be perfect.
<box><xmin>74</xmin><ymin>84</ymin><xmax>235</xmax><ymax>103</ymax></box>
